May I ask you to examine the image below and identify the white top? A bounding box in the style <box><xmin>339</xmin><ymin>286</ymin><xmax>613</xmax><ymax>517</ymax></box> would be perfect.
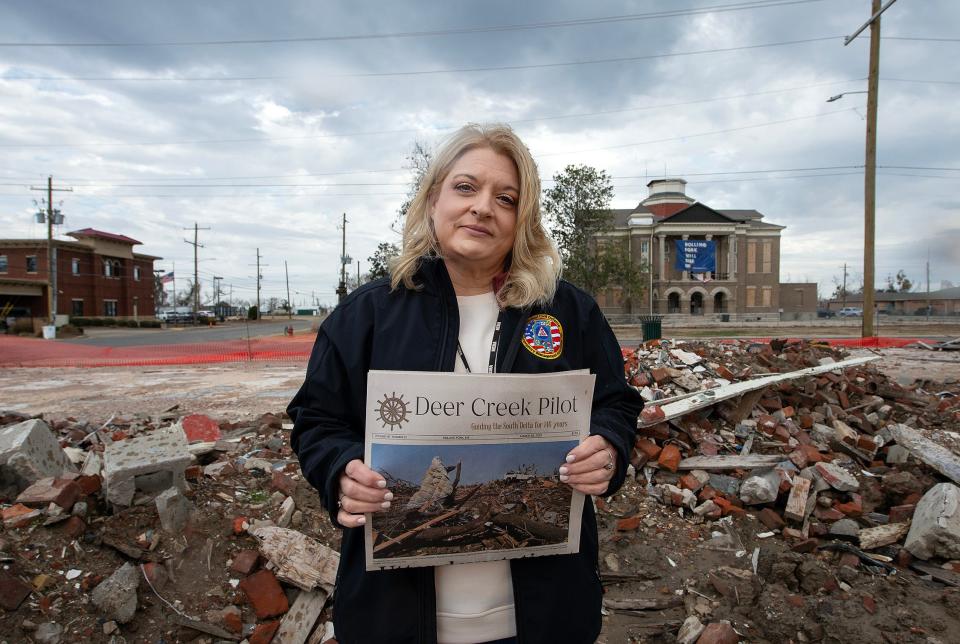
<box><xmin>435</xmin><ymin>291</ymin><xmax>516</xmax><ymax>644</ymax></box>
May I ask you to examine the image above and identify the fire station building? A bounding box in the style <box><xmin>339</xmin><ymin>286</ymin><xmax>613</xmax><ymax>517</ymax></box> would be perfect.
<box><xmin>0</xmin><ymin>228</ymin><xmax>160</xmax><ymax>324</ymax></box>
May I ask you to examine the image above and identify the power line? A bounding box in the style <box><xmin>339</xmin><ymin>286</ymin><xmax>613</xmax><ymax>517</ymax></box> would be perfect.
<box><xmin>0</xmin><ymin>1</ymin><xmax>827</xmax><ymax>48</ymax></box>
<box><xmin>5</xmin><ymin>35</ymin><xmax>842</xmax><ymax>81</ymax></box>
<box><xmin>537</xmin><ymin>108</ymin><xmax>853</xmax><ymax>156</ymax></box>
<box><xmin>884</xmin><ymin>36</ymin><xmax>960</xmax><ymax>42</ymax></box>
<box><xmin>2</xmin><ymin>73</ymin><xmax>953</xmax><ymax>151</ymax></box>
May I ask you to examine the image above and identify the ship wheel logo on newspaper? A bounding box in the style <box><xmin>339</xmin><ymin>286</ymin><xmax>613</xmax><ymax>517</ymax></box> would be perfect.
<box><xmin>375</xmin><ymin>392</ymin><xmax>410</xmax><ymax>431</ymax></box>
<box><xmin>522</xmin><ymin>314</ymin><xmax>563</xmax><ymax>360</ymax></box>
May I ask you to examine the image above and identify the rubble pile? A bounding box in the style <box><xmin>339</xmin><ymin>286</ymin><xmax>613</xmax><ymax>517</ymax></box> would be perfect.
<box><xmin>0</xmin><ymin>408</ymin><xmax>339</xmax><ymax>643</ymax></box>
<box><xmin>599</xmin><ymin>339</ymin><xmax>960</xmax><ymax>641</ymax></box>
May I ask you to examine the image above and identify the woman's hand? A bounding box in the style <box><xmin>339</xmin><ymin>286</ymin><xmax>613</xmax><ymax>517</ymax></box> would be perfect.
<box><xmin>336</xmin><ymin>459</ymin><xmax>392</xmax><ymax>528</ymax></box>
<box><xmin>558</xmin><ymin>435</ymin><xmax>617</xmax><ymax>496</ymax></box>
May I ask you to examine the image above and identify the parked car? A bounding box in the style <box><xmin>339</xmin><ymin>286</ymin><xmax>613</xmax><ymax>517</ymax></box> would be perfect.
<box><xmin>838</xmin><ymin>307</ymin><xmax>863</xmax><ymax>317</ymax></box>
<box><xmin>817</xmin><ymin>308</ymin><xmax>836</xmax><ymax>318</ymax></box>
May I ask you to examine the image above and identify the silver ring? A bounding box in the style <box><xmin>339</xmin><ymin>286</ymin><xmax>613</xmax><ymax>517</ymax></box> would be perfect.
<box><xmin>603</xmin><ymin>448</ymin><xmax>615</xmax><ymax>471</ymax></box>
<box><xmin>604</xmin><ymin>460</ymin><xmax>615</xmax><ymax>471</ymax></box>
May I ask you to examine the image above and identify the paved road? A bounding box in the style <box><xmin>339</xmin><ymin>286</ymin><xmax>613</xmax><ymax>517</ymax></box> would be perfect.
<box><xmin>62</xmin><ymin>319</ymin><xmax>315</xmax><ymax>347</ymax></box>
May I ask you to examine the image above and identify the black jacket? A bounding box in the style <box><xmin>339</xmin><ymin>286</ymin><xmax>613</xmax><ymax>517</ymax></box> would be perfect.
<box><xmin>288</xmin><ymin>258</ymin><xmax>642</xmax><ymax>644</ymax></box>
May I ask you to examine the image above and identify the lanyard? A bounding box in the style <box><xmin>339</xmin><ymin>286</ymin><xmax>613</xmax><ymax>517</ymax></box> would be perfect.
<box><xmin>456</xmin><ymin>315</ymin><xmax>503</xmax><ymax>374</ymax></box>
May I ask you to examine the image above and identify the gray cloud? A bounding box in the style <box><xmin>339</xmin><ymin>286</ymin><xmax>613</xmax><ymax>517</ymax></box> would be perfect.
<box><xmin>1</xmin><ymin>0</ymin><xmax>958</xmax><ymax>305</ymax></box>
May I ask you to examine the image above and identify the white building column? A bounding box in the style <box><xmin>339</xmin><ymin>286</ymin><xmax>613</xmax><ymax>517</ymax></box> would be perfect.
<box><xmin>727</xmin><ymin>235</ymin><xmax>735</xmax><ymax>280</ymax></box>
<box><xmin>658</xmin><ymin>234</ymin><xmax>666</xmax><ymax>281</ymax></box>
<box><xmin>705</xmin><ymin>234</ymin><xmax>713</xmax><ymax>280</ymax></box>
<box><xmin>681</xmin><ymin>234</ymin><xmax>689</xmax><ymax>281</ymax></box>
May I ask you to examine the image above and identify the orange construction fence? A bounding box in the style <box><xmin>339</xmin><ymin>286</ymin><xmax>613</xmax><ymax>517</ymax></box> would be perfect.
<box><xmin>0</xmin><ymin>334</ymin><xmax>316</xmax><ymax>368</ymax></box>
<box><xmin>1</xmin><ymin>334</ymin><xmax>929</xmax><ymax>369</ymax></box>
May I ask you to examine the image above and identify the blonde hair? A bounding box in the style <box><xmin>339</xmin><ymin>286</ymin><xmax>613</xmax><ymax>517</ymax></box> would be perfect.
<box><xmin>390</xmin><ymin>123</ymin><xmax>561</xmax><ymax>308</ymax></box>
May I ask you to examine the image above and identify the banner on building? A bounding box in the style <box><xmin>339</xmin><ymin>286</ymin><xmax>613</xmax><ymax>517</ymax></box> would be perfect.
<box><xmin>674</xmin><ymin>240</ymin><xmax>716</xmax><ymax>273</ymax></box>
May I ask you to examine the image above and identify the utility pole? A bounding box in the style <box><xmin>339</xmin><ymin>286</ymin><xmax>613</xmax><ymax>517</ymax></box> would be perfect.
<box><xmin>284</xmin><ymin>260</ymin><xmax>292</xmax><ymax>320</ymax></box>
<box><xmin>926</xmin><ymin>251</ymin><xmax>931</xmax><ymax>321</ymax></box>
<box><xmin>336</xmin><ymin>213</ymin><xmax>349</xmax><ymax>303</ymax></box>
<box><xmin>842</xmin><ymin>263</ymin><xmax>848</xmax><ymax>309</ymax></box>
<box><xmin>213</xmin><ymin>275</ymin><xmax>223</xmax><ymax>318</ymax></box>
<box><xmin>229</xmin><ymin>284</ymin><xmax>233</xmax><ymax>317</ymax></box>
<box><xmin>30</xmin><ymin>176</ymin><xmax>72</xmax><ymax>326</ymax></box>
<box><xmin>844</xmin><ymin>0</ymin><xmax>897</xmax><ymax>338</ymax></box>
<box><xmin>183</xmin><ymin>222</ymin><xmax>209</xmax><ymax>323</ymax></box>
<box><xmin>172</xmin><ymin>260</ymin><xmax>177</xmax><ymax>310</ymax></box>
<box><xmin>252</xmin><ymin>248</ymin><xmax>268</xmax><ymax>320</ymax></box>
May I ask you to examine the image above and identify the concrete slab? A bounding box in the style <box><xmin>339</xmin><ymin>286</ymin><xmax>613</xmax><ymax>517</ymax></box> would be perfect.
<box><xmin>102</xmin><ymin>428</ymin><xmax>192</xmax><ymax>506</ymax></box>
<box><xmin>0</xmin><ymin>419</ymin><xmax>77</xmax><ymax>489</ymax></box>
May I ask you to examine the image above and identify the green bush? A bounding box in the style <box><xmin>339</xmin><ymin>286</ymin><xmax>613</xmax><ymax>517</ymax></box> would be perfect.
<box><xmin>71</xmin><ymin>317</ymin><xmax>89</xmax><ymax>327</ymax></box>
<box><xmin>88</xmin><ymin>318</ymin><xmax>103</xmax><ymax>326</ymax></box>
<box><xmin>248</xmin><ymin>305</ymin><xmax>258</xmax><ymax>320</ymax></box>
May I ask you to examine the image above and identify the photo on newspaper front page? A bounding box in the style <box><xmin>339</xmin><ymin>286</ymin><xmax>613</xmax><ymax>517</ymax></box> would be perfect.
<box><xmin>364</xmin><ymin>370</ymin><xmax>595</xmax><ymax>571</ymax></box>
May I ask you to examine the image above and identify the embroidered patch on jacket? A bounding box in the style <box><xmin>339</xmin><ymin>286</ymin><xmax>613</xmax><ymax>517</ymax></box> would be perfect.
<box><xmin>522</xmin><ymin>314</ymin><xmax>563</xmax><ymax>359</ymax></box>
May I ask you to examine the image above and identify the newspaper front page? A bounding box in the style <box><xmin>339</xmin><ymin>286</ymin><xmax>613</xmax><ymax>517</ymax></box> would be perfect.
<box><xmin>364</xmin><ymin>370</ymin><xmax>595</xmax><ymax>571</ymax></box>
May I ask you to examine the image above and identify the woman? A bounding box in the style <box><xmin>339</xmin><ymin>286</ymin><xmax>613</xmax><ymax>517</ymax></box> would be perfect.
<box><xmin>289</xmin><ymin>124</ymin><xmax>642</xmax><ymax>644</ymax></box>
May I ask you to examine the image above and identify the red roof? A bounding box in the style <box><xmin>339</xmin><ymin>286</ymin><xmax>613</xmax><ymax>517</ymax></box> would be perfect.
<box><xmin>67</xmin><ymin>228</ymin><xmax>142</xmax><ymax>245</ymax></box>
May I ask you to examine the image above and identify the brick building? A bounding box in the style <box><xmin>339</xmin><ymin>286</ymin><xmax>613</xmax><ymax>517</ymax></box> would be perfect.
<box><xmin>596</xmin><ymin>178</ymin><xmax>816</xmax><ymax>322</ymax></box>
<box><xmin>0</xmin><ymin>228</ymin><xmax>161</xmax><ymax>323</ymax></box>
<box><xmin>826</xmin><ymin>286</ymin><xmax>960</xmax><ymax>316</ymax></box>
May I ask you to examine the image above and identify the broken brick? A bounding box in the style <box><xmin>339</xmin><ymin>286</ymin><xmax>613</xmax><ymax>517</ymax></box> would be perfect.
<box><xmin>239</xmin><ymin>569</ymin><xmax>289</xmax><ymax>619</ymax></box>
<box><xmin>638</xmin><ymin>422</ymin><xmax>671</xmax><ymax>441</ymax></box>
<box><xmin>696</xmin><ymin>621</ymin><xmax>739</xmax><ymax>644</ymax></box>
<box><xmin>62</xmin><ymin>515</ymin><xmax>86</xmax><ymax>539</ymax></box>
<box><xmin>650</xmin><ymin>367</ymin><xmax>672</xmax><ymax>384</ymax></box>
<box><xmin>679</xmin><ymin>473</ymin><xmax>705</xmax><ymax>492</ymax></box>
<box><xmin>834</xmin><ymin>494</ymin><xmax>863</xmax><ymax>518</ymax></box>
<box><xmin>862</xmin><ymin>594</ymin><xmax>877</xmax><ymax>615</ymax></box>
<box><xmin>888</xmin><ymin>504</ymin><xmax>916</xmax><ymax>523</ymax></box>
<box><xmin>2</xmin><ymin>503</ymin><xmax>40</xmax><ymax>529</ymax></box>
<box><xmin>16</xmin><ymin>478</ymin><xmax>83</xmax><ymax>509</ymax></box>
<box><xmin>249</xmin><ymin>620</ymin><xmax>281</xmax><ymax>644</ymax></box>
<box><xmin>756</xmin><ymin>507</ymin><xmax>785</xmax><ymax>530</ymax></box>
<box><xmin>0</xmin><ymin>572</ymin><xmax>32</xmax><ymax>610</ymax></box>
<box><xmin>233</xmin><ymin>516</ymin><xmax>249</xmax><ymax>536</ymax></box>
<box><xmin>181</xmin><ymin>414</ymin><xmax>223</xmax><ymax>443</ymax></box>
<box><xmin>658</xmin><ymin>444</ymin><xmax>681</xmax><ymax>472</ymax></box>
<box><xmin>271</xmin><ymin>470</ymin><xmax>298</xmax><ymax>497</ymax></box>
<box><xmin>635</xmin><ymin>438</ymin><xmax>662</xmax><ymax>460</ymax></box>
<box><xmin>230</xmin><ymin>550</ymin><xmax>261</xmax><ymax>575</ymax></box>
<box><xmin>640</xmin><ymin>405</ymin><xmax>666</xmax><ymax>425</ymax></box>
<box><xmin>616</xmin><ymin>515</ymin><xmax>641</xmax><ymax>531</ymax></box>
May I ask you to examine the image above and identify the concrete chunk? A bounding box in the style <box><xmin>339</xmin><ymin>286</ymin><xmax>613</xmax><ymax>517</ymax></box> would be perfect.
<box><xmin>740</xmin><ymin>469</ymin><xmax>780</xmax><ymax>505</ymax></box>
<box><xmin>0</xmin><ymin>419</ymin><xmax>77</xmax><ymax>489</ymax></box>
<box><xmin>156</xmin><ymin>487</ymin><xmax>193</xmax><ymax>533</ymax></box>
<box><xmin>103</xmin><ymin>428</ymin><xmax>192</xmax><ymax>506</ymax></box>
<box><xmin>905</xmin><ymin>483</ymin><xmax>960</xmax><ymax>560</ymax></box>
<box><xmin>91</xmin><ymin>563</ymin><xmax>139</xmax><ymax>624</ymax></box>
<box><xmin>814</xmin><ymin>462</ymin><xmax>859</xmax><ymax>492</ymax></box>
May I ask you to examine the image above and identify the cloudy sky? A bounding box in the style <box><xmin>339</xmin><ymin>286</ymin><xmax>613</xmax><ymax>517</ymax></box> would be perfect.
<box><xmin>1</xmin><ymin>0</ymin><xmax>957</xmax><ymax>307</ymax></box>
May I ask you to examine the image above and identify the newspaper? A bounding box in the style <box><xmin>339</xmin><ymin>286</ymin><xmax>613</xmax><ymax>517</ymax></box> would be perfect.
<box><xmin>364</xmin><ymin>369</ymin><xmax>595</xmax><ymax>571</ymax></box>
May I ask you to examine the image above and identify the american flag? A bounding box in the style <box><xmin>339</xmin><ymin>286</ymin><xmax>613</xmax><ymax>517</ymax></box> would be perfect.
<box><xmin>160</xmin><ymin>271</ymin><xmax>174</xmax><ymax>284</ymax></box>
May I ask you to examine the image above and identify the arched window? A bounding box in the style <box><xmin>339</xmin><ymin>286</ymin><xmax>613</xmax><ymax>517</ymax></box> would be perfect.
<box><xmin>667</xmin><ymin>292</ymin><xmax>681</xmax><ymax>314</ymax></box>
<box><xmin>690</xmin><ymin>292</ymin><xmax>704</xmax><ymax>315</ymax></box>
<box><xmin>714</xmin><ymin>292</ymin><xmax>726</xmax><ymax>313</ymax></box>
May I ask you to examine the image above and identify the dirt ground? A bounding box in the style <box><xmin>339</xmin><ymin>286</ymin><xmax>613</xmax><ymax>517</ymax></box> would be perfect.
<box><xmin>2</xmin><ymin>346</ymin><xmax>957</xmax><ymax>424</ymax></box>
<box><xmin>0</xmin><ymin>346</ymin><xmax>958</xmax><ymax>642</ymax></box>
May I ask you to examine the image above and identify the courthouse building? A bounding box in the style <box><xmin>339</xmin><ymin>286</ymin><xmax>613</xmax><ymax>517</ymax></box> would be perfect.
<box><xmin>596</xmin><ymin>178</ymin><xmax>816</xmax><ymax>322</ymax></box>
<box><xmin>0</xmin><ymin>228</ymin><xmax>160</xmax><ymax>323</ymax></box>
